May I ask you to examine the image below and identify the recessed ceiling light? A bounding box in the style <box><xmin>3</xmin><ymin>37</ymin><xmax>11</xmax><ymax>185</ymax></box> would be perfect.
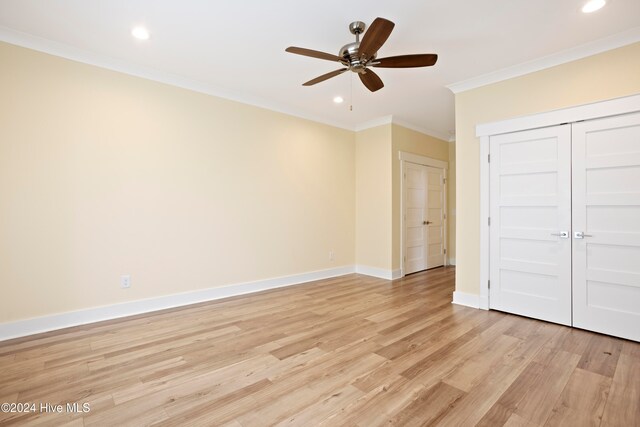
<box><xmin>582</xmin><ymin>0</ymin><xmax>606</xmax><ymax>13</ymax></box>
<box><xmin>131</xmin><ymin>26</ymin><xmax>150</xmax><ymax>40</ymax></box>
<box><xmin>333</xmin><ymin>96</ymin><xmax>344</xmax><ymax>104</ymax></box>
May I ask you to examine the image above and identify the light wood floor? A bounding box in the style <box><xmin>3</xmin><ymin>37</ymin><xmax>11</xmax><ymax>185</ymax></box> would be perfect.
<box><xmin>0</xmin><ymin>267</ymin><xmax>639</xmax><ymax>426</ymax></box>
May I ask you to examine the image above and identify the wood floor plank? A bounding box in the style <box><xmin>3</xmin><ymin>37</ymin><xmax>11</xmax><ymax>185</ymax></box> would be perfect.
<box><xmin>481</xmin><ymin>344</ymin><xmax>581</xmax><ymax>426</ymax></box>
<box><xmin>600</xmin><ymin>353</ymin><xmax>640</xmax><ymax>427</ymax></box>
<box><xmin>399</xmin><ymin>313</ymin><xmax>512</xmax><ymax>380</ymax></box>
<box><xmin>374</xmin><ymin>306</ymin><xmax>482</xmax><ymax>358</ymax></box>
<box><xmin>622</xmin><ymin>340</ymin><xmax>640</xmax><ymax>359</ymax></box>
<box><xmin>0</xmin><ymin>267</ymin><xmax>637</xmax><ymax>426</ymax></box>
<box><xmin>162</xmin><ymin>347</ymin><xmax>325</xmax><ymax>418</ymax></box>
<box><xmin>476</xmin><ymin>402</ymin><xmax>514</xmax><ymax>427</ymax></box>
<box><xmin>576</xmin><ymin>333</ymin><xmax>623</xmax><ymax>378</ymax></box>
<box><xmin>425</xmin><ymin>321</ymin><xmax>559</xmax><ymax>426</ymax></box>
<box><xmin>540</xmin><ymin>326</ymin><xmax>593</xmax><ymax>356</ymax></box>
<box><xmin>323</xmin><ymin>375</ymin><xmax>421</xmax><ymax>426</ymax></box>
<box><xmin>273</xmin><ymin>384</ymin><xmax>364</xmax><ymax>426</ymax></box>
<box><xmin>235</xmin><ymin>353</ymin><xmax>387</xmax><ymax>426</ymax></box>
<box><xmin>154</xmin><ymin>379</ymin><xmax>273</xmax><ymax>427</ymax></box>
<box><xmin>504</xmin><ymin>412</ymin><xmax>539</xmax><ymax>427</ymax></box>
<box><xmin>443</xmin><ymin>333</ymin><xmax>521</xmax><ymax>392</ymax></box>
<box><xmin>385</xmin><ymin>381</ymin><xmax>466</xmax><ymax>426</ymax></box>
<box><xmin>544</xmin><ymin>368</ymin><xmax>611</xmax><ymax>427</ymax></box>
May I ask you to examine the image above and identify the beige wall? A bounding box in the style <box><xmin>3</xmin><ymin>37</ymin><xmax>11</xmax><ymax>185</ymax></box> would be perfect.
<box><xmin>455</xmin><ymin>42</ymin><xmax>640</xmax><ymax>295</ymax></box>
<box><xmin>354</xmin><ymin>123</ymin><xmax>450</xmax><ymax>272</ymax></box>
<box><xmin>355</xmin><ymin>124</ymin><xmax>393</xmax><ymax>270</ymax></box>
<box><xmin>0</xmin><ymin>42</ymin><xmax>356</xmax><ymax>323</ymax></box>
<box><xmin>390</xmin><ymin>125</ymin><xmax>450</xmax><ymax>270</ymax></box>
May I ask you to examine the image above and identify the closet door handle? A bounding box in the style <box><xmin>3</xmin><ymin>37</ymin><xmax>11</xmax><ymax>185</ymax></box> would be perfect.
<box><xmin>550</xmin><ymin>231</ymin><xmax>569</xmax><ymax>238</ymax></box>
<box><xmin>574</xmin><ymin>231</ymin><xmax>592</xmax><ymax>239</ymax></box>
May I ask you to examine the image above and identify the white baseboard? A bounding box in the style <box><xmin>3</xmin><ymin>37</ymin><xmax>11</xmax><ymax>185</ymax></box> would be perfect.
<box><xmin>448</xmin><ymin>257</ymin><xmax>456</xmax><ymax>266</ymax></box>
<box><xmin>355</xmin><ymin>265</ymin><xmax>402</xmax><ymax>280</ymax></box>
<box><xmin>452</xmin><ymin>291</ymin><xmax>481</xmax><ymax>309</ymax></box>
<box><xmin>0</xmin><ymin>265</ymin><xmax>356</xmax><ymax>342</ymax></box>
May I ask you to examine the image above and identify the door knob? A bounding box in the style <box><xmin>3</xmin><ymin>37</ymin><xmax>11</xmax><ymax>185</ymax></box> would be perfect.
<box><xmin>550</xmin><ymin>231</ymin><xmax>569</xmax><ymax>238</ymax></box>
<box><xmin>423</xmin><ymin>221</ymin><xmax>432</xmax><ymax>225</ymax></box>
<box><xmin>574</xmin><ymin>231</ymin><xmax>592</xmax><ymax>239</ymax></box>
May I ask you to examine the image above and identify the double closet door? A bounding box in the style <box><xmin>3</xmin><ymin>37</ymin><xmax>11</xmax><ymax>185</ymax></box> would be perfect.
<box><xmin>489</xmin><ymin>112</ymin><xmax>640</xmax><ymax>342</ymax></box>
<box><xmin>404</xmin><ymin>162</ymin><xmax>446</xmax><ymax>275</ymax></box>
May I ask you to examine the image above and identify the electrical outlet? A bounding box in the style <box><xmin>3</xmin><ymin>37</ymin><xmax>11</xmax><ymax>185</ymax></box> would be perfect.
<box><xmin>329</xmin><ymin>251</ymin><xmax>334</xmax><ymax>261</ymax></box>
<box><xmin>120</xmin><ymin>275</ymin><xmax>131</xmax><ymax>289</ymax></box>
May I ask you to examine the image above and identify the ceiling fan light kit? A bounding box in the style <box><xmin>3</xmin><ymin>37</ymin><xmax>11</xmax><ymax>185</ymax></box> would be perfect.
<box><xmin>286</xmin><ymin>17</ymin><xmax>438</xmax><ymax>92</ymax></box>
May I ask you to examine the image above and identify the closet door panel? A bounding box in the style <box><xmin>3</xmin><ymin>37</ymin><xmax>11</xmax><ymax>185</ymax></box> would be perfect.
<box><xmin>489</xmin><ymin>125</ymin><xmax>572</xmax><ymax>325</ymax></box>
<box><xmin>573</xmin><ymin>112</ymin><xmax>640</xmax><ymax>342</ymax></box>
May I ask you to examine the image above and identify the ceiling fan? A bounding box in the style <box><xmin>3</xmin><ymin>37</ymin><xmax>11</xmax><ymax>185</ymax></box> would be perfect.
<box><xmin>285</xmin><ymin>17</ymin><xmax>438</xmax><ymax>92</ymax></box>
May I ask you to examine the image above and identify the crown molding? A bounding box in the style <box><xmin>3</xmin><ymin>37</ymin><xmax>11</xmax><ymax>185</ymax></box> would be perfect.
<box><xmin>0</xmin><ymin>25</ymin><xmax>451</xmax><ymax>139</ymax></box>
<box><xmin>354</xmin><ymin>115</ymin><xmax>450</xmax><ymax>142</ymax></box>
<box><xmin>448</xmin><ymin>131</ymin><xmax>456</xmax><ymax>143</ymax></box>
<box><xmin>390</xmin><ymin>118</ymin><xmax>451</xmax><ymax>142</ymax></box>
<box><xmin>447</xmin><ymin>26</ymin><xmax>640</xmax><ymax>94</ymax></box>
<box><xmin>353</xmin><ymin>115</ymin><xmax>394</xmax><ymax>132</ymax></box>
<box><xmin>0</xmin><ymin>25</ymin><xmax>357</xmax><ymax>132</ymax></box>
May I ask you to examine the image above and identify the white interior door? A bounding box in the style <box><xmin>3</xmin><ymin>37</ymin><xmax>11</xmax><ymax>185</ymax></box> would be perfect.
<box><xmin>425</xmin><ymin>166</ymin><xmax>445</xmax><ymax>269</ymax></box>
<box><xmin>404</xmin><ymin>162</ymin><xmax>427</xmax><ymax>274</ymax></box>
<box><xmin>403</xmin><ymin>162</ymin><xmax>446</xmax><ymax>274</ymax></box>
<box><xmin>489</xmin><ymin>125</ymin><xmax>572</xmax><ymax>325</ymax></box>
<box><xmin>572</xmin><ymin>112</ymin><xmax>640</xmax><ymax>342</ymax></box>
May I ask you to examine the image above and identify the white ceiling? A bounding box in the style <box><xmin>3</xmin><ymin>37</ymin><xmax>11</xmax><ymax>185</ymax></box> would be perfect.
<box><xmin>0</xmin><ymin>0</ymin><xmax>639</xmax><ymax>140</ymax></box>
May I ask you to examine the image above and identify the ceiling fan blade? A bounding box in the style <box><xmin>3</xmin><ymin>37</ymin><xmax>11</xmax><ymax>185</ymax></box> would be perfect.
<box><xmin>358</xmin><ymin>17</ymin><xmax>395</xmax><ymax>60</ymax></box>
<box><xmin>372</xmin><ymin>54</ymin><xmax>438</xmax><ymax>68</ymax></box>
<box><xmin>286</xmin><ymin>46</ymin><xmax>344</xmax><ymax>62</ymax></box>
<box><xmin>359</xmin><ymin>69</ymin><xmax>384</xmax><ymax>92</ymax></box>
<box><xmin>303</xmin><ymin>68</ymin><xmax>348</xmax><ymax>86</ymax></box>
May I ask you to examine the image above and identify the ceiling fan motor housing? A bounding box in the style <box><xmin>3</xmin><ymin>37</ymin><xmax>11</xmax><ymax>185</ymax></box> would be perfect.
<box><xmin>340</xmin><ymin>21</ymin><xmax>377</xmax><ymax>72</ymax></box>
<box><xmin>339</xmin><ymin>42</ymin><xmax>367</xmax><ymax>71</ymax></box>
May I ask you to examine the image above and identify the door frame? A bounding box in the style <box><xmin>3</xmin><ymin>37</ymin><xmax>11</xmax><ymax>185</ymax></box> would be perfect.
<box><xmin>476</xmin><ymin>93</ymin><xmax>640</xmax><ymax>311</ymax></box>
<box><xmin>399</xmin><ymin>151</ymin><xmax>449</xmax><ymax>278</ymax></box>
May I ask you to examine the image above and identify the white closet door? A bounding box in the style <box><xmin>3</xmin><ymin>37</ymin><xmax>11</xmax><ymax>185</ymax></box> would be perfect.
<box><xmin>425</xmin><ymin>166</ymin><xmax>445</xmax><ymax>269</ymax></box>
<box><xmin>404</xmin><ymin>162</ymin><xmax>427</xmax><ymax>274</ymax></box>
<box><xmin>489</xmin><ymin>125</ymin><xmax>572</xmax><ymax>325</ymax></box>
<box><xmin>572</xmin><ymin>112</ymin><xmax>640</xmax><ymax>342</ymax></box>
